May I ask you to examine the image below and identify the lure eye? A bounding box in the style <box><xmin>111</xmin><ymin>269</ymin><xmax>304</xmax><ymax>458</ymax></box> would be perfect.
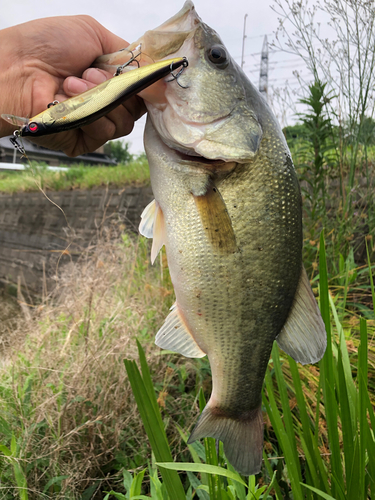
<box><xmin>28</xmin><ymin>122</ymin><xmax>39</xmax><ymax>133</ymax></box>
<box><xmin>207</xmin><ymin>45</ymin><xmax>228</xmax><ymax>67</ymax></box>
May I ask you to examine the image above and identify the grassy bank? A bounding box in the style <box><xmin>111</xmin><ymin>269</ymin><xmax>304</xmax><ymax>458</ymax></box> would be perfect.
<box><xmin>0</xmin><ymin>158</ymin><xmax>150</xmax><ymax>194</ymax></box>
<box><xmin>0</xmin><ymin>227</ymin><xmax>374</xmax><ymax>498</ymax></box>
<box><xmin>0</xmin><ymin>233</ymin><xmax>198</xmax><ymax>498</ymax></box>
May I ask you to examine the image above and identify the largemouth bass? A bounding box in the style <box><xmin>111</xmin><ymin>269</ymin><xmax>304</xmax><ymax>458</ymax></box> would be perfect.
<box><xmin>98</xmin><ymin>1</ymin><xmax>327</xmax><ymax>476</ymax></box>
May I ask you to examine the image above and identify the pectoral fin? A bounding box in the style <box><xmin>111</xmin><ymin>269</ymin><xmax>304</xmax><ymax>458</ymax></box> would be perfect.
<box><xmin>139</xmin><ymin>199</ymin><xmax>157</xmax><ymax>238</ymax></box>
<box><xmin>276</xmin><ymin>266</ymin><xmax>327</xmax><ymax>364</ymax></box>
<box><xmin>193</xmin><ymin>183</ymin><xmax>237</xmax><ymax>254</ymax></box>
<box><xmin>139</xmin><ymin>199</ymin><xmax>166</xmax><ymax>264</ymax></box>
<box><xmin>155</xmin><ymin>303</ymin><xmax>206</xmax><ymax>358</ymax></box>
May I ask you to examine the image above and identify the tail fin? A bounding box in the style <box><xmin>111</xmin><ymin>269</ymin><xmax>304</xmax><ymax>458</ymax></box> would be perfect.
<box><xmin>187</xmin><ymin>404</ymin><xmax>263</xmax><ymax>476</ymax></box>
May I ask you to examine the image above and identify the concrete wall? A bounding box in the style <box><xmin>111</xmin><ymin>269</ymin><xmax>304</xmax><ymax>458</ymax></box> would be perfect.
<box><xmin>0</xmin><ymin>186</ymin><xmax>153</xmax><ymax>294</ymax></box>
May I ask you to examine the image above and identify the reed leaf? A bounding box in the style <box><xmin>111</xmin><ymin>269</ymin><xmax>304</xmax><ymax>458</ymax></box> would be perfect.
<box><xmin>123</xmin><ymin>342</ymin><xmax>186</xmax><ymax>500</ymax></box>
<box><xmin>318</xmin><ymin>232</ymin><xmax>345</xmax><ymax>497</ymax></box>
<box><xmin>156</xmin><ymin>462</ymin><xmax>247</xmax><ymax>486</ymax></box>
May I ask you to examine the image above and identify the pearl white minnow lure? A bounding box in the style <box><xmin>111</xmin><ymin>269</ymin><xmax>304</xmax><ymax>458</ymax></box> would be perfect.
<box><xmin>1</xmin><ymin>57</ymin><xmax>188</xmax><ymax>138</ymax></box>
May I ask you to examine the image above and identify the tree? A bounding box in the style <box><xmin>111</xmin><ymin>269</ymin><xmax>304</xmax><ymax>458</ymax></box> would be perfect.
<box><xmin>104</xmin><ymin>140</ymin><xmax>133</xmax><ymax>164</ymax></box>
<box><xmin>272</xmin><ymin>0</ymin><xmax>375</xmax><ymax>195</ymax></box>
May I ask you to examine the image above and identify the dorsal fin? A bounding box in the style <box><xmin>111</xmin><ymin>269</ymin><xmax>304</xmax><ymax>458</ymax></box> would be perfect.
<box><xmin>276</xmin><ymin>266</ymin><xmax>327</xmax><ymax>365</ymax></box>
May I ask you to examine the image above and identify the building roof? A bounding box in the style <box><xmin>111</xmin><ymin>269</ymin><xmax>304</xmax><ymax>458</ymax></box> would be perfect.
<box><xmin>0</xmin><ymin>136</ymin><xmax>116</xmax><ymax>166</ymax></box>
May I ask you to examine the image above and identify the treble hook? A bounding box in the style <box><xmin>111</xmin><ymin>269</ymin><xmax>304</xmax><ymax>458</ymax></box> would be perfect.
<box><xmin>9</xmin><ymin>130</ymin><xmax>26</xmax><ymax>156</ymax></box>
<box><xmin>114</xmin><ymin>49</ymin><xmax>141</xmax><ymax>76</ymax></box>
<box><xmin>167</xmin><ymin>57</ymin><xmax>189</xmax><ymax>88</ymax></box>
<box><xmin>47</xmin><ymin>100</ymin><xmax>59</xmax><ymax>108</ymax></box>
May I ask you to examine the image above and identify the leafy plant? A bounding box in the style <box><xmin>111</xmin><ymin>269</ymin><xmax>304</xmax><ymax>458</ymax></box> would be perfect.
<box><xmin>118</xmin><ymin>232</ymin><xmax>375</xmax><ymax>499</ymax></box>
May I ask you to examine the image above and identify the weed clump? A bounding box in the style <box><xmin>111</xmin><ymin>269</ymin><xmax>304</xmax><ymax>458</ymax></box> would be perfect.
<box><xmin>0</xmin><ymin>231</ymin><xmax>200</xmax><ymax>498</ymax></box>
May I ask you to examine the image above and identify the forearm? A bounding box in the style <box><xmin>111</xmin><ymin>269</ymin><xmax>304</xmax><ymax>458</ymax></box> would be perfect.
<box><xmin>0</xmin><ymin>26</ymin><xmax>32</xmax><ymax>137</ymax></box>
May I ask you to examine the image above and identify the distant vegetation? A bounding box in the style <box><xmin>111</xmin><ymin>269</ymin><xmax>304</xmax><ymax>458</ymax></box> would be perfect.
<box><xmin>104</xmin><ymin>139</ymin><xmax>133</xmax><ymax>165</ymax></box>
<box><xmin>0</xmin><ymin>156</ymin><xmax>150</xmax><ymax>194</ymax></box>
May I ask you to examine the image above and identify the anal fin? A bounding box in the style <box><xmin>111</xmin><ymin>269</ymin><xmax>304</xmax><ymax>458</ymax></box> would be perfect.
<box><xmin>276</xmin><ymin>266</ymin><xmax>327</xmax><ymax>365</ymax></box>
<box><xmin>155</xmin><ymin>303</ymin><xmax>206</xmax><ymax>358</ymax></box>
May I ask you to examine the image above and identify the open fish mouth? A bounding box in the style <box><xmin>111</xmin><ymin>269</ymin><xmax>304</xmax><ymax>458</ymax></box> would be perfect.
<box><xmin>167</xmin><ymin>145</ymin><xmax>238</xmax><ymax>173</ymax></box>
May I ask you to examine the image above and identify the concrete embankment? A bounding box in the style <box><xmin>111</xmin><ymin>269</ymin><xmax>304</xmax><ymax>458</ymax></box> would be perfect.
<box><xmin>0</xmin><ymin>186</ymin><xmax>153</xmax><ymax>294</ymax></box>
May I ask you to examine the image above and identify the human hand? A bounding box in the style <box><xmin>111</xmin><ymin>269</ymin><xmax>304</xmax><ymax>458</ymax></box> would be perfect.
<box><xmin>0</xmin><ymin>16</ymin><xmax>146</xmax><ymax>156</ymax></box>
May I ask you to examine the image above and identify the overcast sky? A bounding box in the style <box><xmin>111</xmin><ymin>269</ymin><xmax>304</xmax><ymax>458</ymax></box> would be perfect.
<box><xmin>1</xmin><ymin>0</ymin><xmax>308</xmax><ymax>154</ymax></box>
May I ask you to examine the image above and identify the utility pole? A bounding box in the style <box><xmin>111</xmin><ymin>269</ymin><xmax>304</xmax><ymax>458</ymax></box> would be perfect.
<box><xmin>259</xmin><ymin>35</ymin><xmax>269</xmax><ymax>101</ymax></box>
<box><xmin>241</xmin><ymin>14</ymin><xmax>248</xmax><ymax>70</ymax></box>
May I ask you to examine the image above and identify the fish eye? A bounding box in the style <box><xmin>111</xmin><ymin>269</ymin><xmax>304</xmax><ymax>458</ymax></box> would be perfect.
<box><xmin>207</xmin><ymin>45</ymin><xmax>228</xmax><ymax>68</ymax></box>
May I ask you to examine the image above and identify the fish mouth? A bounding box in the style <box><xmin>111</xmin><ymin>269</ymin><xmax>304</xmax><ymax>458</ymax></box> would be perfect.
<box><xmin>169</xmin><ymin>145</ymin><xmax>237</xmax><ymax>174</ymax></box>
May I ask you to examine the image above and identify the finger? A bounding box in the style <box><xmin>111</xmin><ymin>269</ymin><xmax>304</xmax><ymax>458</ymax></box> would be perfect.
<box><xmin>67</xmin><ymin>96</ymin><xmax>146</xmax><ymax>156</ymax></box>
<box><xmin>63</xmin><ymin>68</ymin><xmax>113</xmax><ymax>97</ymax></box>
<box><xmin>63</xmin><ymin>76</ymin><xmax>97</xmax><ymax>96</ymax></box>
<box><xmin>82</xmin><ymin>67</ymin><xmax>112</xmax><ymax>83</ymax></box>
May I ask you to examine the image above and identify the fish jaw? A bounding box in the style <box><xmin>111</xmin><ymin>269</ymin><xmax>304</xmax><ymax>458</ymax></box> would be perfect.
<box><xmin>142</xmin><ymin>20</ymin><xmax>263</xmax><ymax>162</ymax></box>
<box><xmin>95</xmin><ymin>2</ymin><xmax>262</xmax><ymax>163</ymax></box>
<box><xmin>94</xmin><ymin>3</ymin><xmax>199</xmax><ymax>113</ymax></box>
<box><xmin>94</xmin><ymin>1</ymin><xmax>199</xmax><ymax>72</ymax></box>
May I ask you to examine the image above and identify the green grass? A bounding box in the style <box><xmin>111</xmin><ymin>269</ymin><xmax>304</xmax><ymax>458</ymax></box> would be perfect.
<box><xmin>0</xmin><ymin>158</ymin><xmax>150</xmax><ymax>194</ymax></box>
<box><xmin>115</xmin><ymin>233</ymin><xmax>375</xmax><ymax>499</ymax></box>
<box><xmin>0</xmin><ymin>229</ymin><xmax>374</xmax><ymax>497</ymax></box>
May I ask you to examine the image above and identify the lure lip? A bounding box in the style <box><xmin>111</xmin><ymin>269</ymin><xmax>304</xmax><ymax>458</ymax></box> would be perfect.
<box><xmin>1</xmin><ymin>57</ymin><xmax>188</xmax><ymax>138</ymax></box>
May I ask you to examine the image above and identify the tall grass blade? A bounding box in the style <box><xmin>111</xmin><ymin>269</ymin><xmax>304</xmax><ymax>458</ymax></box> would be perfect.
<box><xmin>262</xmin><ymin>451</ymin><xmax>283</xmax><ymax>500</ymax></box>
<box><xmin>198</xmin><ymin>389</ymin><xmax>222</xmax><ymax>500</ymax></box>
<box><xmin>156</xmin><ymin>462</ymin><xmax>247</xmax><ymax>486</ymax></box>
<box><xmin>271</xmin><ymin>345</ymin><xmax>301</xmax><ymax>477</ymax></box>
<box><xmin>318</xmin><ymin>232</ymin><xmax>344</xmax><ymax>497</ymax></box>
<box><xmin>288</xmin><ymin>358</ymin><xmax>331</xmax><ymax>493</ymax></box>
<box><xmin>301</xmin><ymin>483</ymin><xmax>337</xmax><ymax>500</ymax></box>
<box><xmin>358</xmin><ymin>318</ymin><xmax>368</xmax><ymax>499</ymax></box>
<box><xmin>365</xmin><ymin>239</ymin><xmax>375</xmax><ymax>316</ymax></box>
<box><xmin>336</xmin><ymin>348</ymin><xmax>356</xmax><ymax>498</ymax></box>
<box><xmin>329</xmin><ymin>294</ymin><xmax>357</xmax><ymax>424</ymax></box>
<box><xmin>124</xmin><ymin>345</ymin><xmax>186</xmax><ymax>500</ymax></box>
<box><xmin>263</xmin><ymin>363</ymin><xmax>303</xmax><ymax>498</ymax></box>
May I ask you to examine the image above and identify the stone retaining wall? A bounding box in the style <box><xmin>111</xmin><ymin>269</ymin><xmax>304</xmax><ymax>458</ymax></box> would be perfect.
<box><xmin>0</xmin><ymin>185</ymin><xmax>153</xmax><ymax>293</ymax></box>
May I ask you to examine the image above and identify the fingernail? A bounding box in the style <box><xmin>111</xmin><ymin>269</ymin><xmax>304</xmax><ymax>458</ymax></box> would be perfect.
<box><xmin>67</xmin><ymin>77</ymin><xmax>88</xmax><ymax>94</ymax></box>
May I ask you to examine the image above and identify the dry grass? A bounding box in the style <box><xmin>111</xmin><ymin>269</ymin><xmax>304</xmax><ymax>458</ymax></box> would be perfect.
<box><xmin>0</xmin><ymin>228</ymin><xmax>200</xmax><ymax>499</ymax></box>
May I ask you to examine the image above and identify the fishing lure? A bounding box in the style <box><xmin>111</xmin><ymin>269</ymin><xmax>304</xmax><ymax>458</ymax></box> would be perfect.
<box><xmin>1</xmin><ymin>57</ymin><xmax>188</xmax><ymax>140</ymax></box>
